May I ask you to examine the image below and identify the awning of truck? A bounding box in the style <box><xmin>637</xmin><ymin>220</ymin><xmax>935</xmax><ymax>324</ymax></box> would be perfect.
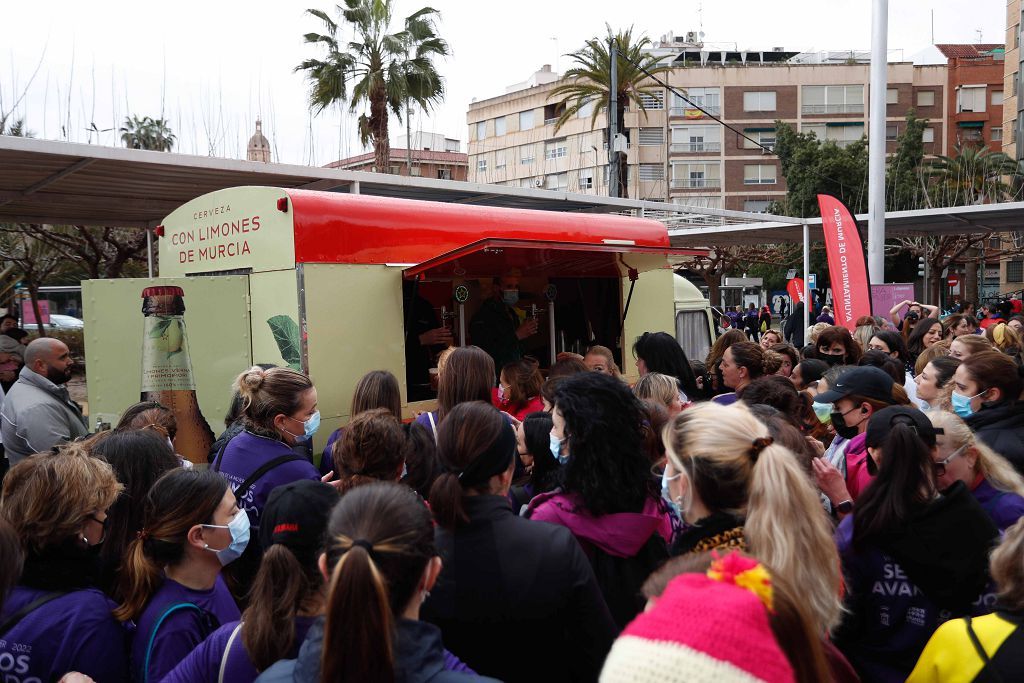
<box><xmin>402</xmin><ymin>238</ymin><xmax>706</xmax><ymax>281</ymax></box>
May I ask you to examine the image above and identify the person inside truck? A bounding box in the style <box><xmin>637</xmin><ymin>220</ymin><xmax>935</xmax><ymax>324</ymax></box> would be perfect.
<box><xmin>469</xmin><ymin>269</ymin><xmax>538</xmax><ymax>378</ymax></box>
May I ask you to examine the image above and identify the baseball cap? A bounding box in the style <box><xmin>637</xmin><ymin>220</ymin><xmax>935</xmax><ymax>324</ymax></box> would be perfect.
<box><xmin>259</xmin><ymin>480</ymin><xmax>338</xmax><ymax>562</ymax></box>
<box><xmin>814</xmin><ymin>366</ymin><xmax>894</xmax><ymax>404</ymax></box>
<box><xmin>866</xmin><ymin>405</ymin><xmax>940</xmax><ymax>450</ymax></box>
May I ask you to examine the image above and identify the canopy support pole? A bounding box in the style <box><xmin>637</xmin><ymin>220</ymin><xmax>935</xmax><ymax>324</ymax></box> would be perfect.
<box><xmin>803</xmin><ymin>221</ymin><xmax>810</xmax><ymax>334</ymax></box>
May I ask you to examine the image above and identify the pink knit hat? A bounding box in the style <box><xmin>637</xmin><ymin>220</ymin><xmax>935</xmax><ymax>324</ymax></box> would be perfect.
<box><xmin>599</xmin><ymin>554</ymin><xmax>795</xmax><ymax>683</ymax></box>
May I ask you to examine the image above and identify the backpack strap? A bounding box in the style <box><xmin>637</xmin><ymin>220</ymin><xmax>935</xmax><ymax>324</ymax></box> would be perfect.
<box><xmin>427</xmin><ymin>412</ymin><xmax>438</xmax><ymax>444</ymax></box>
<box><xmin>964</xmin><ymin>616</ymin><xmax>1005</xmax><ymax>683</ymax></box>
<box><xmin>211</xmin><ymin>435</ymin><xmax>234</xmax><ymax>472</ymax></box>
<box><xmin>233</xmin><ymin>454</ymin><xmax>305</xmax><ymax>500</ymax></box>
<box><xmin>143</xmin><ymin>602</ymin><xmax>217</xmax><ymax>683</ymax></box>
<box><xmin>218</xmin><ymin>622</ymin><xmax>244</xmax><ymax>683</ymax></box>
<box><xmin>0</xmin><ymin>591</ymin><xmax>67</xmax><ymax>637</ymax></box>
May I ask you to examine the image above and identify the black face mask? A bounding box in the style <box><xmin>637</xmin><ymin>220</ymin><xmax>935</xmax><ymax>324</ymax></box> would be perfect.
<box><xmin>830</xmin><ymin>408</ymin><xmax>864</xmax><ymax>440</ymax></box>
<box><xmin>820</xmin><ymin>353</ymin><xmax>846</xmax><ymax>367</ymax></box>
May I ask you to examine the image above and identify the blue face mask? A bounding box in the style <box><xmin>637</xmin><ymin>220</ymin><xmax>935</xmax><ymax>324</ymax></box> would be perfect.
<box><xmin>203</xmin><ymin>510</ymin><xmax>251</xmax><ymax>566</ymax></box>
<box><xmin>951</xmin><ymin>390</ymin><xmax>985</xmax><ymax>418</ymax></box>
<box><xmin>549</xmin><ymin>431</ymin><xmax>568</xmax><ymax>465</ymax></box>
<box><xmin>284</xmin><ymin>411</ymin><xmax>321</xmax><ymax>443</ymax></box>
<box><xmin>502</xmin><ymin>289</ymin><xmax>519</xmax><ymax>306</ymax></box>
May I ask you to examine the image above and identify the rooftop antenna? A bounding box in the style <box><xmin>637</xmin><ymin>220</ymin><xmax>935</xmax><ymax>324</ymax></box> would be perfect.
<box><xmin>698</xmin><ymin>0</ymin><xmax>704</xmax><ymax>41</ymax></box>
<box><xmin>931</xmin><ymin>9</ymin><xmax>934</xmax><ymax>44</ymax></box>
<box><xmin>976</xmin><ymin>28</ymin><xmax>983</xmax><ymax>42</ymax></box>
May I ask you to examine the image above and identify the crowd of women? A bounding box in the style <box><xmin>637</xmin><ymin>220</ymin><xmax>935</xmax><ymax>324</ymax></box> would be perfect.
<box><xmin>2</xmin><ymin>300</ymin><xmax>1024</xmax><ymax>682</ymax></box>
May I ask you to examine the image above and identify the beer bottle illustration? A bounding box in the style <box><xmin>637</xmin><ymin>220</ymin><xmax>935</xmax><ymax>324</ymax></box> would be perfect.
<box><xmin>140</xmin><ymin>286</ymin><xmax>214</xmax><ymax>464</ymax></box>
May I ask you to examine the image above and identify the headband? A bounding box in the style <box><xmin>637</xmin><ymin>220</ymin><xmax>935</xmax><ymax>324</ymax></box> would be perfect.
<box><xmin>455</xmin><ymin>419</ymin><xmax>517</xmax><ymax>486</ymax></box>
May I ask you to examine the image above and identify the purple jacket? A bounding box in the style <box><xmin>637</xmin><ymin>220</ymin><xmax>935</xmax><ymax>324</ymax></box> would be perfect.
<box><xmin>527</xmin><ymin>491</ymin><xmax>674</xmax><ymax>558</ymax></box>
<box><xmin>972</xmin><ymin>477</ymin><xmax>1024</xmax><ymax>532</ymax></box>
<box><xmin>0</xmin><ymin>586</ymin><xmax>130</xmax><ymax>682</ymax></box>
<box><xmin>161</xmin><ymin>616</ymin><xmax>317</xmax><ymax>683</ymax></box>
<box><xmin>132</xmin><ymin>576</ymin><xmax>241</xmax><ymax>683</ymax></box>
<box><xmin>319</xmin><ymin>428</ymin><xmax>344</xmax><ymax>477</ymax></box>
<box><xmin>215</xmin><ymin>430</ymin><xmax>319</xmax><ymax>528</ymax></box>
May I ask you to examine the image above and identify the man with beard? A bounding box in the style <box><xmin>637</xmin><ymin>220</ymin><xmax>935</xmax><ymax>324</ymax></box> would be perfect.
<box><xmin>0</xmin><ymin>338</ymin><xmax>87</xmax><ymax>465</ymax></box>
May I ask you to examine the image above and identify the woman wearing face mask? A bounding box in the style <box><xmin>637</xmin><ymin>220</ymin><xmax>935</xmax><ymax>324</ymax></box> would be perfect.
<box><xmin>927</xmin><ymin>411</ymin><xmax>1024</xmax><ymax>531</ymax></box>
<box><xmin>425</xmin><ymin>401</ymin><xmax>617</xmax><ymax>680</ymax></box>
<box><xmin>509</xmin><ymin>411</ymin><xmax>560</xmax><ymax>510</ymax></box>
<box><xmin>661</xmin><ymin>401</ymin><xmax>843</xmax><ymax>637</ymax></box>
<box><xmin>815</xmin><ymin>326</ymin><xmax>864</xmax><ymax>367</ymax></box>
<box><xmin>0</xmin><ymin>452</ymin><xmax>128</xmax><ymax>683</ymax></box>
<box><xmin>494</xmin><ymin>359</ymin><xmax>544</xmax><ymax>421</ymax></box>
<box><xmin>834</xmin><ymin>406</ymin><xmax>998</xmax><ymax>682</ymax></box>
<box><xmin>914</xmin><ymin>356</ymin><xmax>960</xmax><ymax>412</ymax></box>
<box><xmin>713</xmin><ymin>341</ymin><xmax>767</xmax><ymax>405</ymax></box>
<box><xmin>116</xmin><ymin>469</ymin><xmax>245</xmax><ymax>683</ymax></box>
<box><xmin>953</xmin><ymin>351</ymin><xmax>1024</xmax><ymax>473</ymax></box>
<box><xmin>810</xmin><ymin>367</ymin><xmax>910</xmax><ymax>512</ymax></box>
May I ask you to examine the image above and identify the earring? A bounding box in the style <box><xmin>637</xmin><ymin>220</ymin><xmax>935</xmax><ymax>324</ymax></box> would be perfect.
<box><xmin>421</xmin><ymin>590</ymin><xmax>431</xmax><ymax>602</ymax></box>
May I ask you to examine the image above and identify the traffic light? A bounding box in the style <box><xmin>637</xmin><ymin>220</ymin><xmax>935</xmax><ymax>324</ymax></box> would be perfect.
<box><xmin>917</xmin><ymin>257</ymin><xmax>926</xmax><ymax>277</ymax></box>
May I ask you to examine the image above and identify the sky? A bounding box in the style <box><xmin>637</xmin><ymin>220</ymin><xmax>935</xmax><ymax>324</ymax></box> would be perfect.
<box><xmin>0</xmin><ymin>0</ymin><xmax>1006</xmax><ymax>166</ymax></box>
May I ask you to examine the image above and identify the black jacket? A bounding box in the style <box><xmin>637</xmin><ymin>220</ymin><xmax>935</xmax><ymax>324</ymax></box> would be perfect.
<box><xmin>469</xmin><ymin>298</ymin><xmax>523</xmax><ymax>376</ymax></box>
<box><xmin>422</xmin><ymin>495</ymin><xmax>617</xmax><ymax>683</ymax></box>
<box><xmin>966</xmin><ymin>401</ymin><xmax>1024</xmax><ymax>474</ymax></box>
<box><xmin>784</xmin><ymin>302</ymin><xmax>805</xmax><ymax>347</ymax></box>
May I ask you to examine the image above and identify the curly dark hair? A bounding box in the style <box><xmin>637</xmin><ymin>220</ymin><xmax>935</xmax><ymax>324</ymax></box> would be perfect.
<box><xmin>553</xmin><ymin>372</ymin><xmax>658</xmax><ymax>516</ymax></box>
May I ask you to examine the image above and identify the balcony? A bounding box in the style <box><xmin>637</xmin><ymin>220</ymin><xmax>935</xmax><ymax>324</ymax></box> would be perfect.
<box><xmin>670</xmin><ymin>142</ymin><xmax>721</xmax><ymax>153</ymax></box>
<box><xmin>801</xmin><ymin>103</ymin><xmax>864</xmax><ymax>115</ymax></box>
<box><xmin>544</xmin><ymin>117</ymin><xmax>560</xmax><ymax>126</ymax></box>
<box><xmin>743</xmin><ymin>178</ymin><xmax>777</xmax><ymax>185</ymax></box>
<box><xmin>670</xmin><ymin>105</ymin><xmax>721</xmax><ymax>118</ymax></box>
<box><xmin>671</xmin><ymin>178</ymin><xmax>721</xmax><ymax>189</ymax></box>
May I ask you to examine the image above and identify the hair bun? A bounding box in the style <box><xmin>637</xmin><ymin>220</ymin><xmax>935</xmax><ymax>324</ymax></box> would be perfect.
<box><xmin>240</xmin><ymin>366</ymin><xmax>267</xmax><ymax>393</ymax></box>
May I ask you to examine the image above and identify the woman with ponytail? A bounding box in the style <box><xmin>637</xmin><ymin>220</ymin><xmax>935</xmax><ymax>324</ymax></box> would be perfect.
<box><xmin>117</xmin><ymin>469</ymin><xmax>245</xmax><ymax>683</ymax></box>
<box><xmin>164</xmin><ymin>480</ymin><xmax>337</xmax><ymax>682</ymax></box>
<box><xmin>662</xmin><ymin>401</ymin><xmax>843</xmax><ymax>637</ymax></box>
<box><xmin>713</xmin><ymin>341</ymin><xmax>768</xmax><ymax>405</ymax></box>
<box><xmin>258</xmin><ymin>482</ymin><xmax>497</xmax><ymax>683</ymax></box>
<box><xmin>834</xmin><ymin>406</ymin><xmax>999</xmax><ymax>682</ymax></box>
<box><xmin>425</xmin><ymin>401</ymin><xmax>616</xmax><ymax>681</ymax></box>
<box><xmin>0</xmin><ymin>451</ymin><xmax>128</xmax><ymax>682</ymax></box>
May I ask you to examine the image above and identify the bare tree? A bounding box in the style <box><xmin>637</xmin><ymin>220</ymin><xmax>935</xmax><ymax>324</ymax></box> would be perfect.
<box><xmin>0</xmin><ymin>225</ymin><xmax>65</xmax><ymax>335</ymax></box>
<box><xmin>680</xmin><ymin>244</ymin><xmax>802</xmax><ymax>305</ymax></box>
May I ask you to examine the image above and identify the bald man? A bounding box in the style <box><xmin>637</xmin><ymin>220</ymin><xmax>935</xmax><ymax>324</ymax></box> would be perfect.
<box><xmin>1</xmin><ymin>338</ymin><xmax>88</xmax><ymax>464</ymax></box>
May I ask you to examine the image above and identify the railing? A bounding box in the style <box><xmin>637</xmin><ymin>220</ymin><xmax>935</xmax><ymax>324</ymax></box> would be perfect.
<box><xmin>544</xmin><ymin>117</ymin><xmax>560</xmax><ymax>125</ymax></box>
<box><xmin>801</xmin><ymin>103</ymin><xmax>864</xmax><ymax>114</ymax></box>
<box><xmin>670</xmin><ymin>142</ymin><xmax>721</xmax><ymax>153</ymax></box>
<box><xmin>743</xmin><ymin>178</ymin><xmax>777</xmax><ymax>185</ymax></box>
<box><xmin>671</xmin><ymin>178</ymin><xmax>721</xmax><ymax>189</ymax></box>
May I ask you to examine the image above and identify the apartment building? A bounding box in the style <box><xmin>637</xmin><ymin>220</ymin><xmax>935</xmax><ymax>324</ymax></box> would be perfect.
<box><xmin>936</xmin><ymin>44</ymin><xmax>1005</xmax><ymax>152</ymax></box>
<box><xmin>466</xmin><ymin>45</ymin><xmax>948</xmax><ymax>212</ymax></box>
<box><xmin>1004</xmin><ymin>1</ymin><xmax>1021</xmax><ymax>159</ymax></box>
<box><xmin>326</xmin><ymin>133</ymin><xmax>467</xmax><ymax>180</ymax></box>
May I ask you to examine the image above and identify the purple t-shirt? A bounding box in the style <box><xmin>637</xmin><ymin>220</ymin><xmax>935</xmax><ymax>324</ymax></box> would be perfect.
<box><xmin>132</xmin><ymin>576</ymin><xmax>240</xmax><ymax>683</ymax></box>
<box><xmin>712</xmin><ymin>392</ymin><xmax>739</xmax><ymax>406</ymax></box>
<box><xmin>215</xmin><ymin>430</ymin><xmax>319</xmax><ymax>529</ymax></box>
<box><xmin>161</xmin><ymin>616</ymin><xmax>317</xmax><ymax>683</ymax></box>
<box><xmin>0</xmin><ymin>586</ymin><xmax>130</xmax><ymax>682</ymax></box>
<box><xmin>320</xmin><ymin>428</ymin><xmax>343</xmax><ymax>477</ymax></box>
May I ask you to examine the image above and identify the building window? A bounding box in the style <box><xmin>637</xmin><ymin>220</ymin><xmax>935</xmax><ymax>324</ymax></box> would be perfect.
<box><xmin>743</xmin><ymin>200</ymin><xmax>771</xmax><ymax>213</ymax></box>
<box><xmin>742</xmin><ymin>129</ymin><xmax>777</xmax><ymax>150</ymax></box>
<box><xmin>543</xmin><ymin>102</ymin><xmax>567</xmax><ymax>125</ymax></box>
<box><xmin>960</xmin><ymin>126</ymin><xmax>984</xmax><ymax>143</ymax></box>
<box><xmin>802</xmin><ymin>85</ymin><xmax>864</xmax><ymax>114</ymax></box>
<box><xmin>388</xmin><ymin>165</ymin><xmax>401</xmax><ymax>175</ymax></box>
<box><xmin>671</xmin><ymin>125</ymin><xmax>721</xmax><ymax>152</ymax></box>
<box><xmin>636</xmin><ymin>91</ymin><xmax>665</xmax><ymax>110</ymax></box>
<box><xmin>638</xmin><ymin>164</ymin><xmax>665</xmax><ymax>181</ymax></box>
<box><xmin>672</xmin><ymin>162</ymin><xmax>720</xmax><ymax>189</ymax></box>
<box><xmin>922</xmin><ymin>127</ymin><xmax>935</xmax><ymax>143</ymax></box>
<box><xmin>639</xmin><ymin>127</ymin><xmax>664</xmax><ymax>145</ymax></box>
<box><xmin>494</xmin><ymin>116</ymin><xmax>507</xmax><ymax>136</ymax></box>
<box><xmin>1008</xmin><ymin>260</ymin><xmax>1024</xmax><ymax>283</ymax></box>
<box><xmin>437</xmin><ymin>168</ymin><xmax>452</xmax><ymax>180</ymax></box>
<box><xmin>577</xmin><ymin>101</ymin><xmax>595</xmax><ymax>119</ymax></box>
<box><xmin>673</xmin><ymin>88</ymin><xmax>720</xmax><ymax>116</ymax></box>
<box><xmin>495</xmin><ymin>151</ymin><xmax>506</xmax><ymax>170</ymax></box>
<box><xmin>410</xmin><ymin>166</ymin><xmax>422</xmax><ymax>177</ymax></box>
<box><xmin>544</xmin><ymin>139</ymin><xmax>568</xmax><ymax>160</ymax></box>
<box><xmin>992</xmin><ymin>90</ymin><xmax>1004</xmax><ymax>107</ymax></box>
<box><xmin>476</xmin><ymin>121</ymin><xmax>486</xmax><ymax>140</ymax></box>
<box><xmin>803</xmin><ymin>122</ymin><xmax>865</xmax><ymax>147</ymax></box>
<box><xmin>743</xmin><ymin>91</ymin><xmax>777</xmax><ymax>112</ymax></box>
<box><xmin>916</xmin><ymin>90</ymin><xmax>936</xmax><ymax>107</ymax></box>
<box><xmin>579</xmin><ymin>170</ymin><xmax>594</xmax><ymax>190</ymax></box>
<box><xmin>957</xmin><ymin>86</ymin><xmax>987</xmax><ymax>113</ymax></box>
<box><xmin>886</xmin><ymin>124</ymin><xmax>899</xmax><ymax>141</ymax></box>
<box><xmin>744</xmin><ymin>164</ymin><xmax>776</xmax><ymax>185</ymax></box>
<box><xmin>520</xmin><ymin>145</ymin><xmax>535</xmax><ymax>165</ymax></box>
<box><xmin>519</xmin><ymin>110</ymin><xmax>535</xmax><ymax>131</ymax></box>
<box><xmin>544</xmin><ymin>172</ymin><xmax>568</xmax><ymax>190</ymax></box>
<box><xmin>886</xmin><ymin>88</ymin><xmax>898</xmax><ymax>105</ymax></box>
<box><xmin>477</xmin><ymin>159</ymin><xmax>487</xmax><ymax>172</ymax></box>
<box><xmin>993</xmin><ymin>127</ymin><xmax>1003</xmax><ymax>141</ymax></box>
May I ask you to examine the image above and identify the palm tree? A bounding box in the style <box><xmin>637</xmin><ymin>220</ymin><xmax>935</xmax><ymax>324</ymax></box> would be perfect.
<box><xmin>548</xmin><ymin>25</ymin><xmax>671</xmax><ymax>198</ymax></box>
<box><xmin>120</xmin><ymin>115</ymin><xmax>176</xmax><ymax>151</ymax></box>
<box><xmin>296</xmin><ymin>1</ymin><xmax>449</xmax><ymax>174</ymax></box>
<box><xmin>928</xmin><ymin>144</ymin><xmax>1019</xmax><ymax>206</ymax></box>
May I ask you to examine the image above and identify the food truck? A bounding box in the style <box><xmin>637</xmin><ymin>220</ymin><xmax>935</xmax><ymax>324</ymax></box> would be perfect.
<box><xmin>83</xmin><ymin>186</ymin><xmax>707</xmax><ymax>462</ymax></box>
